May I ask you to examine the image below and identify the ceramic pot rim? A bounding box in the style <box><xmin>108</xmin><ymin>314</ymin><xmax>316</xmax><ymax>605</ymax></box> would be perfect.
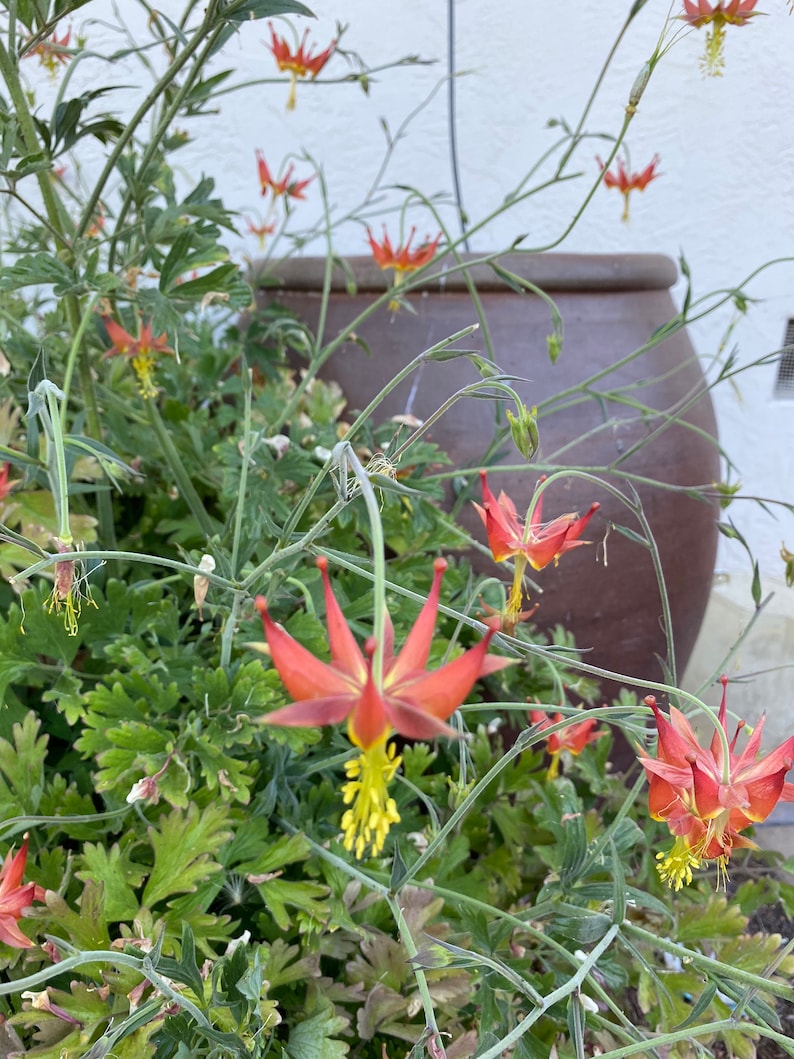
<box><xmin>259</xmin><ymin>252</ymin><xmax>678</xmax><ymax>294</ymax></box>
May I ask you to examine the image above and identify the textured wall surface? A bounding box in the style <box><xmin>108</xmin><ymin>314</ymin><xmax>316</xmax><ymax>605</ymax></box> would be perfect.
<box><xmin>27</xmin><ymin>1</ymin><xmax>794</xmax><ymax>594</ymax></box>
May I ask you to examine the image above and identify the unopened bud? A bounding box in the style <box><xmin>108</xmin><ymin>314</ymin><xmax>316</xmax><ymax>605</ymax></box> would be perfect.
<box><xmin>782</xmin><ymin>542</ymin><xmax>794</xmax><ymax>588</ymax></box>
<box><xmin>506</xmin><ymin>404</ymin><xmax>539</xmax><ymax>462</ymax></box>
<box><xmin>627</xmin><ymin>62</ymin><xmax>651</xmax><ymax>113</ymax></box>
<box><xmin>264</xmin><ymin>433</ymin><xmax>290</xmax><ymax>459</ymax></box>
<box><xmin>126</xmin><ymin>775</ymin><xmax>160</xmax><ymax>805</ymax></box>
<box><xmin>193</xmin><ymin>553</ymin><xmax>215</xmax><ymax>618</ymax></box>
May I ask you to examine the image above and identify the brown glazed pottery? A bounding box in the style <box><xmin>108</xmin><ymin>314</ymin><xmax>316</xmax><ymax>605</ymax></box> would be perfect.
<box><xmin>260</xmin><ymin>253</ymin><xmax>720</xmax><ymax>698</ymax></box>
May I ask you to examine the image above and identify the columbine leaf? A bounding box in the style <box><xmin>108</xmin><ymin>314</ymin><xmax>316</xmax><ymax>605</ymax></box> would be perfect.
<box><xmin>255</xmin><ymin>878</ymin><xmax>329</xmax><ymax>933</ymax></box>
<box><xmin>155</xmin><ymin>923</ymin><xmax>205</xmax><ymax>998</ymax></box>
<box><xmin>220</xmin><ymin>0</ymin><xmax>313</xmax><ymax>26</ymax></box>
<box><xmin>142</xmin><ymin>803</ymin><xmax>232</xmax><ymax>906</ymax></box>
<box><xmin>76</xmin><ymin>842</ymin><xmax>146</xmax><ymax>921</ymax></box>
<box><xmin>0</xmin><ymin>253</ymin><xmax>77</xmax><ymax>293</ymax></box>
<box><xmin>284</xmin><ymin>1004</ymin><xmax>349</xmax><ymax>1059</ymax></box>
<box><xmin>0</xmin><ymin>712</ymin><xmax>47</xmax><ymax>814</ymax></box>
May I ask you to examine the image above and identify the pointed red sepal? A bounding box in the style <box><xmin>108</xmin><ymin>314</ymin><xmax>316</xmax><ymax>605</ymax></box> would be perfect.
<box><xmin>316</xmin><ymin>557</ymin><xmax>366</xmax><ymax>681</ymax></box>
<box><xmin>387</xmin><ymin>557</ymin><xmax>447</xmax><ymax>685</ymax></box>
<box><xmin>262</xmin><ymin>695</ymin><xmax>355</xmax><ymax>729</ymax></box>
<box><xmin>254</xmin><ymin>596</ymin><xmax>352</xmax><ymax>702</ymax></box>
<box><xmin>391</xmin><ymin>628</ymin><xmax>497</xmax><ymax>723</ymax></box>
<box><xmin>348</xmin><ymin>653</ymin><xmax>389</xmax><ymax>750</ymax></box>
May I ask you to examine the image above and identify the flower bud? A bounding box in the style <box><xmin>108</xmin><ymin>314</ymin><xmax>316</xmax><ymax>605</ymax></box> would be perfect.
<box><xmin>781</xmin><ymin>542</ymin><xmax>794</xmax><ymax>588</ymax></box>
<box><xmin>193</xmin><ymin>553</ymin><xmax>215</xmax><ymax>619</ymax></box>
<box><xmin>627</xmin><ymin>62</ymin><xmax>651</xmax><ymax>113</ymax></box>
<box><xmin>506</xmin><ymin>404</ymin><xmax>539</xmax><ymax>462</ymax></box>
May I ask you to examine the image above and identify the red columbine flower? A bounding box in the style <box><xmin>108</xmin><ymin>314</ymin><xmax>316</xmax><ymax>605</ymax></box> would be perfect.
<box><xmin>597</xmin><ymin>154</ymin><xmax>661</xmax><ymax>223</ymax></box>
<box><xmin>255</xmin><ymin>557</ymin><xmax>509</xmax><ymax>857</ymax></box>
<box><xmin>638</xmin><ymin>677</ymin><xmax>794</xmax><ymax>890</ymax></box>
<box><xmin>367</xmin><ymin>226</ymin><xmax>441</xmax><ymax>279</ymax></box>
<box><xmin>679</xmin><ymin>1</ymin><xmax>758</xmax><ymax>75</ymax></box>
<box><xmin>102</xmin><ymin>316</ymin><xmax>173</xmax><ymax>399</ymax></box>
<box><xmin>474</xmin><ymin>471</ymin><xmax>599</xmax><ymax>628</ymax></box>
<box><xmin>47</xmin><ymin>537</ymin><xmax>97</xmax><ymax>636</ymax></box>
<box><xmin>24</xmin><ymin>26</ymin><xmax>71</xmax><ymax>75</ymax></box>
<box><xmin>246</xmin><ymin>218</ymin><xmax>277</xmax><ymax>249</ymax></box>
<box><xmin>0</xmin><ymin>462</ymin><xmax>13</xmax><ymax>502</ymax></box>
<box><xmin>530</xmin><ymin>710</ymin><xmax>606</xmax><ymax>780</ymax></box>
<box><xmin>0</xmin><ymin>835</ymin><xmax>43</xmax><ymax>948</ymax></box>
<box><xmin>268</xmin><ymin>23</ymin><xmax>336</xmax><ymax>110</ymax></box>
<box><xmin>255</xmin><ymin>151</ymin><xmax>313</xmax><ymax>201</ymax></box>
<box><xmin>367</xmin><ymin>226</ymin><xmax>442</xmax><ymax>310</ymax></box>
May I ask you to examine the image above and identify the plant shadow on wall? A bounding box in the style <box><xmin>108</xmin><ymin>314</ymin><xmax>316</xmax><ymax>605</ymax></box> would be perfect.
<box><xmin>0</xmin><ymin>2</ymin><xmax>794</xmax><ymax>1059</ymax></box>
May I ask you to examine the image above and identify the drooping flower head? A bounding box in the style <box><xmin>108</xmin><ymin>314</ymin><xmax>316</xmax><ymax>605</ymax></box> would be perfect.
<box><xmin>246</xmin><ymin>218</ymin><xmax>277</xmax><ymax>249</ymax></box>
<box><xmin>101</xmin><ymin>316</ymin><xmax>173</xmax><ymax>399</ymax></box>
<box><xmin>473</xmin><ymin>471</ymin><xmax>599</xmax><ymax>628</ymax></box>
<box><xmin>367</xmin><ymin>226</ymin><xmax>442</xmax><ymax>280</ymax></box>
<box><xmin>268</xmin><ymin>23</ymin><xmax>336</xmax><ymax>110</ymax></box>
<box><xmin>597</xmin><ymin>154</ymin><xmax>661</xmax><ymax>223</ymax></box>
<box><xmin>0</xmin><ymin>835</ymin><xmax>43</xmax><ymax>948</ymax></box>
<box><xmin>0</xmin><ymin>462</ymin><xmax>14</xmax><ymax>502</ymax></box>
<box><xmin>255</xmin><ymin>557</ymin><xmax>510</xmax><ymax>857</ymax></box>
<box><xmin>46</xmin><ymin>537</ymin><xmax>97</xmax><ymax>636</ymax></box>
<box><xmin>781</xmin><ymin>541</ymin><xmax>794</xmax><ymax>587</ymax></box>
<box><xmin>530</xmin><ymin>709</ymin><xmax>606</xmax><ymax>780</ymax></box>
<box><xmin>367</xmin><ymin>226</ymin><xmax>442</xmax><ymax>310</ymax></box>
<box><xmin>679</xmin><ymin>1</ymin><xmax>759</xmax><ymax>76</ymax></box>
<box><xmin>638</xmin><ymin>677</ymin><xmax>794</xmax><ymax>890</ymax></box>
<box><xmin>23</xmin><ymin>26</ymin><xmax>72</xmax><ymax>76</ymax></box>
<box><xmin>255</xmin><ymin>151</ymin><xmax>313</xmax><ymax>201</ymax></box>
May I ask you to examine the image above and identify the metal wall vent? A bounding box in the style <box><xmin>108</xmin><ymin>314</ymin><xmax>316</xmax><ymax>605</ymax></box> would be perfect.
<box><xmin>774</xmin><ymin>319</ymin><xmax>794</xmax><ymax>397</ymax></box>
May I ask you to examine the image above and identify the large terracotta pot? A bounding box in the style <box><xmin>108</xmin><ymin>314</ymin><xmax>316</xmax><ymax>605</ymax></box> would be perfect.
<box><xmin>261</xmin><ymin>253</ymin><xmax>720</xmax><ymax>694</ymax></box>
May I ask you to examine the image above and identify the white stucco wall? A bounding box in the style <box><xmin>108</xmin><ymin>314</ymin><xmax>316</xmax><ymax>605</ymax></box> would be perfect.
<box><xmin>18</xmin><ymin>1</ymin><xmax>794</xmax><ymax>603</ymax></box>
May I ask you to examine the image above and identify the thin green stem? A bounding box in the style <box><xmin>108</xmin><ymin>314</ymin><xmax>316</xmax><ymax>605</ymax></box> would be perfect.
<box><xmin>395</xmin><ymin>724</ymin><xmax>544</xmax><ymax>891</ymax></box>
<box><xmin>0</xmin><ymin>808</ymin><xmax>129</xmax><ymax>842</ymax></box>
<box><xmin>277</xmin><ymin>326</ymin><xmax>479</xmax><ymax>546</ymax></box>
<box><xmin>476</xmin><ymin>925</ymin><xmax>620</xmax><ymax>1059</ymax></box>
<box><xmin>387</xmin><ymin>895</ymin><xmax>446</xmax><ymax>1057</ymax></box>
<box><xmin>599</xmin><ymin>1023</ymin><xmax>794</xmax><ymax>1059</ymax></box>
<box><xmin>336</xmin><ymin>443</ymin><xmax>387</xmax><ymax>687</ymax></box>
<box><xmin>78</xmin><ymin>349</ymin><xmax>117</xmax><ymax>549</ymax></box>
<box><xmin>44</xmin><ymin>385</ymin><xmax>71</xmax><ymax>543</ymax></box>
<box><xmin>145</xmin><ymin>399</ymin><xmax>214</xmax><ymax>539</ymax></box>
<box><xmin>61</xmin><ymin>293</ymin><xmax>100</xmax><ymax>412</ymax></box>
<box><xmin>581</xmin><ymin>772</ymin><xmax>647</xmax><ymax>875</ymax></box>
<box><xmin>622</xmin><ymin>923</ymin><xmax>794</xmax><ymax>1001</ymax></box>
<box><xmin>0</xmin><ymin>949</ymin><xmax>210</xmax><ymax>1028</ymax></box>
<box><xmin>555</xmin><ymin>10</ymin><xmax>637</xmax><ymax>176</ymax></box>
<box><xmin>230</xmin><ymin>367</ymin><xmax>253</xmax><ymax>579</ymax></box>
<box><xmin>77</xmin><ymin>13</ymin><xmax>221</xmax><ymax>242</ymax></box>
<box><xmin>106</xmin><ymin>23</ymin><xmax>227</xmax><ymax>269</ymax></box>
<box><xmin>242</xmin><ymin>496</ymin><xmax>348</xmax><ymax>591</ymax></box>
<box><xmin>220</xmin><ymin>589</ymin><xmax>245</xmax><ymax>670</ymax></box>
<box><xmin>0</xmin><ymin>36</ymin><xmax>67</xmax><ymax>238</ymax></box>
<box><xmin>275</xmin><ymin>816</ymin><xmax>390</xmax><ymax>897</ymax></box>
<box><xmin>0</xmin><ymin>29</ymin><xmax>116</xmax><ymax>549</ymax></box>
<box><xmin>14</xmin><ymin>550</ymin><xmax>237</xmax><ymax>591</ymax></box>
<box><xmin>312</xmin><ymin>168</ymin><xmax>336</xmax><ymax>353</ymax></box>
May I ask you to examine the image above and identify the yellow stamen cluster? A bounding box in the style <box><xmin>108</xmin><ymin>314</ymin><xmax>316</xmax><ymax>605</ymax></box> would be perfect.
<box><xmin>341</xmin><ymin>740</ymin><xmax>402</xmax><ymax>859</ymax></box>
<box><xmin>131</xmin><ymin>352</ymin><xmax>158</xmax><ymax>399</ymax></box>
<box><xmin>701</xmin><ymin>23</ymin><xmax>727</xmax><ymax>76</ymax></box>
<box><xmin>47</xmin><ymin>558</ymin><xmax>97</xmax><ymax>636</ymax></box>
<box><xmin>546</xmin><ymin>752</ymin><xmax>561</xmax><ymax>782</ymax></box>
<box><xmin>656</xmin><ymin>836</ymin><xmax>702</xmax><ymax>891</ymax></box>
<box><xmin>506</xmin><ymin>554</ymin><xmax>528</xmax><ymax>629</ymax></box>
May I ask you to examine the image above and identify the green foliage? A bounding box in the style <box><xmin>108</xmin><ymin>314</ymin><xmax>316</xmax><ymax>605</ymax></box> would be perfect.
<box><xmin>0</xmin><ymin>3</ymin><xmax>790</xmax><ymax>1058</ymax></box>
<box><xmin>143</xmin><ymin>804</ymin><xmax>232</xmax><ymax>906</ymax></box>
